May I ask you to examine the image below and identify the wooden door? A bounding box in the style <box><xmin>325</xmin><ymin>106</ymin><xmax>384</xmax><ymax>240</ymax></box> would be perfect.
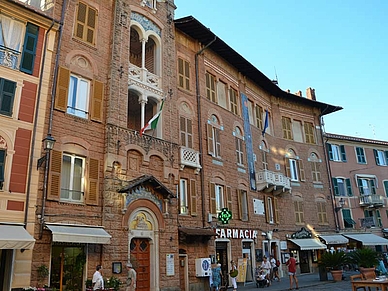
<box><xmin>130</xmin><ymin>238</ymin><xmax>150</xmax><ymax>291</ymax></box>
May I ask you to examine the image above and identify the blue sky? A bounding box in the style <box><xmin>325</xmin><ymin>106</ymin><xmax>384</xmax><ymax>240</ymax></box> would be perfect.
<box><xmin>174</xmin><ymin>0</ymin><xmax>388</xmax><ymax>141</ymax></box>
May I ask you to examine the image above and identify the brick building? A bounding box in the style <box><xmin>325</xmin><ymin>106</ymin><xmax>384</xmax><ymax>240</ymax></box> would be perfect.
<box><xmin>325</xmin><ymin>133</ymin><xmax>388</xmax><ymax>250</ymax></box>
<box><xmin>0</xmin><ymin>0</ymin><xmax>57</xmax><ymax>289</ymax></box>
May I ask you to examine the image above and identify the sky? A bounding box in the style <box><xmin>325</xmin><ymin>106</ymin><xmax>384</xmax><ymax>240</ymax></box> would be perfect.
<box><xmin>174</xmin><ymin>0</ymin><xmax>388</xmax><ymax>141</ymax></box>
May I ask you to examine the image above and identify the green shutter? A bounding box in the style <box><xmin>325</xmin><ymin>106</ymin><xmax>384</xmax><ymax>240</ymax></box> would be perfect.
<box><xmin>0</xmin><ymin>78</ymin><xmax>16</xmax><ymax>116</ymax></box>
<box><xmin>357</xmin><ymin>179</ymin><xmax>364</xmax><ymax>195</ymax></box>
<box><xmin>346</xmin><ymin>178</ymin><xmax>353</xmax><ymax>196</ymax></box>
<box><xmin>373</xmin><ymin>149</ymin><xmax>379</xmax><ymax>165</ymax></box>
<box><xmin>384</xmin><ymin>181</ymin><xmax>388</xmax><ymax>197</ymax></box>
<box><xmin>327</xmin><ymin>143</ymin><xmax>333</xmax><ymax>160</ymax></box>
<box><xmin>0</xmin><ymin>150</ymin><xmax>5</xmax><ymax>182</ymax></box>
<box><xmin>371</xmin><ymin>179</ymin><xmax>376</xmax><ymax>194</ymax></box>
<box><xmin>385</xmin><ymin>151</ymin><xmax>388</xmax><ymax>165</ymax></box>
<box><xmin>340</xmin><ymin>145</ymin><xmax>347</xmax><ymax>162</ymax></box>
<box><xmin>332</xmin><ymin>178</ymin><xmax>339</xmax><ymax>196</ymax></box>
<box><xmin>20</xmin><ymin>23</ymin><xmax>39</xmax><ymax>74</ymax></box>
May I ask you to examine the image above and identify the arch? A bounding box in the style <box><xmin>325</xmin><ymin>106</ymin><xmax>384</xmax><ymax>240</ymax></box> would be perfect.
<box><xmin>65</xmin><ymin>50</ymin><xmax>98</xmax><ymax>78</ymax></box>
<box><xmin>206</xmin><ymin>109</ymin><xmax>224</xmax><ymax>128</ymax></box>
<box><xmin>57</xmin><ymin>136</ymin><xmax>91</xmax><ymax>156</ymax></box>
<box><xmin>178</xmin><ymin>98</ymin><xmax>195</xmax><ymax>117</ymax></box>
<box><xmin>145</xmin><ymin>149</ymin><xmax>168</xmax><ymax>163</ymax></box>
<box><xmin>122</xmin><ymin>199</ymin><xmax>165</xmax><ymax>229</ymax></box>
<box><xmin>125</xmin><ymin>144</ymin><xmax>147</xmax><ymax>157</ymax></box>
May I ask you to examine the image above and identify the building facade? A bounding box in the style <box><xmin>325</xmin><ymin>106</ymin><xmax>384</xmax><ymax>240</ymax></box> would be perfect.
<box><xmin>325</xmin><ymin>133</ymin><xmax>388</xmax><ymax>250</ymax></box>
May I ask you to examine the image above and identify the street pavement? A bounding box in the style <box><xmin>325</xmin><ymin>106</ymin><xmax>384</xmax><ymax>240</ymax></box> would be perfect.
<box><xmin>236</xmin><ymin>270</ymin><xmax>358</xmax><ymax>291</ymax></box>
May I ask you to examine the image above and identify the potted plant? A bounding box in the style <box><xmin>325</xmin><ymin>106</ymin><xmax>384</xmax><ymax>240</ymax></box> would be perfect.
<box><xmin>37</xmin><ymin>264</ymin><xmax>49</xmax><ymax>288</ymax></box>
<box><xmin>348</xmin><ymin>248</ymin><xmax>379</xmax><ymax>278</ymax></box>
<box><xmin>318</xmin><ymin>251</ymin><xmax>348</xmax><ymax>281</ymax></box>
<box><xmin>104</xmin><ymin>276</ymin><xmax>122</xmax><ymax>291</ymax></box>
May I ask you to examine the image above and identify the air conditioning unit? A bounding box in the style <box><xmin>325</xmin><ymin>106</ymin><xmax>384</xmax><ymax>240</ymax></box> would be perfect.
<box><xmin>195</xmin><ymin>258</ymin><xmax>211</xmax><ymax>277</ymax></box>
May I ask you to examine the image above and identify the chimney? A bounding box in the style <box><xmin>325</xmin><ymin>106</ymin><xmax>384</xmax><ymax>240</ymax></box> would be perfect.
<box><xmin>306</xmin><ymin>87</ymin><xmax>316</xmax><ymax>100</ymax></box>
<box><xmin>295</xmin><ymin>90</ymin><xmax>302</xmax><ymax>97</ymax></box>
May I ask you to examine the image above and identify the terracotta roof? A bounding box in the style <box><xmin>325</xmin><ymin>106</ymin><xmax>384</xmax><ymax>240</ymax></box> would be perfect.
<box><xmin>325</xmin><ymin>133</ymin><xmax>388</xmax><ymax>145</ymax></box>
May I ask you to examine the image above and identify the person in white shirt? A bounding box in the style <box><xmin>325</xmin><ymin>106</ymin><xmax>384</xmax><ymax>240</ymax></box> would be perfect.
<box><xmin>260</xmin><ymin>256</ymin><xmax>271</xmax><ymax>286</ymax></box>
<box><xmin>92</xmin><ymin>265</ymin><xmax>104</xmax><ymax>290</ymax></box>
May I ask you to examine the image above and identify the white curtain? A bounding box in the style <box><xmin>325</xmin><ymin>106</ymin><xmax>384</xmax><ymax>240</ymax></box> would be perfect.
<box><xmin>0</xmin><ymin>14</ymin><xmax>24</xmax><ymax>51</ymax></box>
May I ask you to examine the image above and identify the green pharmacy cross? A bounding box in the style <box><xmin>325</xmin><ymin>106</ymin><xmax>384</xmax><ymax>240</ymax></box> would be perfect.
<box><xmin>218</xmin><ymin>208</ymin><xmax>232</xmax><ymax>224</ymax></box>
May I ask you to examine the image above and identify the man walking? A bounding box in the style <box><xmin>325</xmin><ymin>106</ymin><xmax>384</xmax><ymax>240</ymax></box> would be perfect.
<box><xmin>126</xmin><ymin>262</ymin><xmax>137</xmax><ymax>291</ymax></box>
<box><xmin>92</xmin><ymin>265</ymin><xmax>104</xmax><ymax>291</ymax></box>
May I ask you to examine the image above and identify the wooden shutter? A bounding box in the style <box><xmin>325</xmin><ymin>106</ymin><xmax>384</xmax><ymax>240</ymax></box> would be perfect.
<box><xmin>298</xmin><ymin>159</ymin><xmax>305</xmax><ymax>181</ymax></box>
<box><xmin>190</xmin><ymin>179</ymin><xmax>197</xmax><ymax>216</ymax></box>
<box><xmin>187</xmin><ymin>119</ymin><xmax>193</xmax><ymax>148</ymax></box>
<box><xmin>370</xmin><ymin>179</ymin><xmax>376</xmax><ymax>194</ymax></box>
<box><xmin>55</xmin><ymin>67</ymin><xmax>70</xmax><ymax>111</ymax></box>
<box><xmin>332</xmin><ymin>178</ymin><xmax>339</xmax><ymax>195</ymax></box>
<box><xmin>0</xmin><ymin>150</ymin><xmax>5</xmax><ymax>182</ymax></box>
<box><xmin>20</xmin><ymin>23</ymin><xmax>39</xmax><ymax>74</ymax></box>
<box><xmin>274</xmin><ymin>197</ymin><xmax>279</xmax><ymax>224</ymax></box>
<box><xmin>385</xmin><ymin>151</ymin><xmax>388</xmax><ymax>165</ymax></box>
<box><xmin>209</xmin><ymin>182</ymin><xmax>216</xmax><ymax>214</ymax></box>
<box><xmin>0</xmin><ymin>79</ymin><xmax>16</xmax><ymax>116</ymax></box>
<box><xmin>237</xmin><ymin>189</ymin><xmax>242</xmax><ymax>220</ymax></box>
<box><xmin>284</xmin><ymin>157</ymin><xmax>291</xmax><ymax>177</ymax></box>
<box><xmin>346</xmin><ymin>178</ymin><xmax>353</xmax><ymax>196</ymax></box>
<box><xmin>265</xmin><ymin>195</ymin><xmax>270</xmax><ymax>223</ymax></box>
<box><xmin>86</xmin><ymin>6</ymin><xmax>96</xmax><ymax>44</ymax></box>
<box><xmin>215</xmin><ymin>128</ymin><xmax>221</xmax><ymax>157</ymax></box>
<box><xmin>207</xmin><ymin>124</ymin><xmax>214</xmax><ymax>155</ymax></box>
<box><xmin>326</xmin><ymin>143</ymin><xmax>333</xmax><ymax>160</ymax></box>
<box><xmin>178</xmin><ymin>58</ymin><xmax>184</xmax><ymax>87</ymax></box>
<box><xmin>226</xmin><ymin>186</ymin><xmax>232</xmax><ymax>213</ymax></box>
<box><xmin>357</xmin><ymin>178</ymin><xmax>364</xmax><ymax>195</ymax></box>
<box><xmin>384</xmin><ymin>181</ymin><xmax>388</xmax><ymax>197</ymax></box>
<box><xmin>76</xmin><ymin>2</ymin><xmax>87</xmax><ymax>39</ymax></box>
<box><xmin>340</xmin><ymin>145</ymin><xmax>347</xmax><ymax>162</ymax></box>
<box><xmin>86</xmin><ymin>158</ymin><xmax>99</xmax><ymax>205</ymax></box>
<box><xmin>91</xmin><ymin>80</ymin><xmax>103</xmax><ymax>122</ymax></box>
<box><xmin>48</xmin><ymin>150</ymin><xmax>62</xmax><ymax>201</ymax></box>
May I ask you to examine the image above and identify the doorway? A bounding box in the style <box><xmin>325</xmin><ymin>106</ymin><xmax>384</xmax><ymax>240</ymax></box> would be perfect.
<box><xmin>216</xmin><ymin>242</ymin><xmax>229</xmax><ymax>286</ymax></box>
<box><xmin>130</xmin><ymin>238</ymin><xmax>150</xmax><ymax>291</ymax></box>
<box><xmin>299</xmin><ymin>250</ymin><xmax>310</xmax><ymax>273</ymax></box>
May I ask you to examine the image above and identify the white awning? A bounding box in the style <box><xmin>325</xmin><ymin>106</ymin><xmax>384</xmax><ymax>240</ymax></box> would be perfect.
<box><xmin>0</xmin><ymin>225</ymin><xmax>35</xmax><ymax>249</ymax></box>
<box><xmin>343</xmin><ymin>233</ymin><xmax>388</xmax><ymax>246</ymax></box>
<box><xmin>318</xmin><ymin>234</ymin><xmax>349</xmax><ymax>245</ymax></box>
<box><xmin>46</xmin><ymin>224</ymin><xmax>111</xmax><ymax>244</ymax></box>
<box><xmin>289</xmin><ymin>238</ymin><xmax>327</xmax><ymax>250</ymax></box>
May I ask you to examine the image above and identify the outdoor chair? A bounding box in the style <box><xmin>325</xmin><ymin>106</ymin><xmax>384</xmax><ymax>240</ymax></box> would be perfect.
<box><xmin>350</xmin><ymin>274</ymin><xmax>367</xmax><ymax>291</ymax></box>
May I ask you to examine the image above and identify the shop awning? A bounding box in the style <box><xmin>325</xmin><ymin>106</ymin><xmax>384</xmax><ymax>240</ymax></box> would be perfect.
<box><xmin>288</xmin><ymin>238</ymin><xmax>327</xmax><ymax>250</ymax></box>
<box><xmin>179</xmin><ymin>227</ymin><xmax>216</xmax><ymax>236</ymax></box>
<box><xmin>343</xmin><ymin>233</ymin><xmax>388</xmax><ymax>246</ymax></box>
<box><xmin>46</xmin><ymin>224</ymin><xmax>111</xmax><ymax>244</ymax></box>
<box><xmin>0</xmin><ymin>225</ymin><xmax>35</xmax><ymax>249</ymax></box>
<box><xmin>318</xmin><ymin>234</ymin><xmax>349</xmax><ymax>245</ymax></box>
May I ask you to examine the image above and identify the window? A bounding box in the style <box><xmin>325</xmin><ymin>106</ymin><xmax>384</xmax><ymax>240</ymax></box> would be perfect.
<box><xmin>304</xmin><ymin>122</ymin><xmax>316</xmax><ymax>144</ymax></box>
<box><xmin>209</xmin><ymin>183</ymin><xmax>232</xmax><ymax>215</ymax></box>
<box><xmin>55</xmin><ymin>67</ymin><xmax>103</xmax><ymax>122</ymax></box>
<box><xmin>282</xmin><ymin>116</ymin><xmax>292</xmax><ymax>140</ymax></box>
<box><xmin>179</xmin><ymin>178</ymin><xmax>197</xmax><ymax>215</ymax></box>
<box><xmin>355</xmin><ymin>147</ymin><xmax>366</xmax><ymax>164</ymax></box>
<box><xmin>238</xmin><ymin>189</ymin><xmax>248</xmax><ymax>221</ymax></box>
<box><xmin>229</xmin><ymin>88</ymin><xmax>239</xmax><ymax>115</ymax></box>
<box><xmin>0</xmin><ymin>15</ymin><xmax>39</xmax><ymax>73</ymax></box>
<box><xmin>384</xmin><ymin>180</ymin><xmax>388</xmax><ymax>197</ymax></box>
<box><xmin>292</xmin><ymin>120</ymin><xmax>303</xmax><ymax>142</ymax></box>
<box><xmin>49</xmin><ymin>150</ymin><xmax>99</xmax><ymax>205</ymax></box>
<box><xmin>260</xmin><ymin>141</ymin><xmax>269</xmax><ymax>170</ymax></box>
<box><xmin>266</xmin><ymin>197</ymin><xmax>274</xmax><ymax>224</ymax></box>
<box><xmin>178</xmin><ymin>58</ymin><xmax>190</xmax><ymax>90</ymax></box>
<box><xmin>285</xmin><ymin>149</ymin><xmax>305</xmax><ymax>182</ymax></box>
<box><xmin>374</xmin><ymin>149</ymin><xmax>388</xmax><ymax>166</ymax></box>
<box><xmin>205</xmin><ymin>72</ymin><xmax>216</xmax><ymax>102</ymax></box>
<box><xmin>357</xmin><ymin>177</ymin><xmax>376</xmax><ymax>195</ymax></box>
<box><xmin>234</xmin><ymin>127</ymin><xmax>244</xmax><ymax>166</ymax></box>
<box><xmin>332</xmin><ymin>177</ymin><xmax>353</xmax><ymax>196</ymax></box>
<box><xmin>294</xmin><ymin>200</ymin><xmax>304</xmax><ymax>224</ymax></box>
<box><xmin>180</xmin><ymin>116</ymin><xmax>192</xmax><ymax>148</ymax></box>
<box><xmin>317</xmin><ymin>201</ymin><xmax>328</xmax><ymax>224</ymax></box>
<box><xmin>74</xmin><ymin>2</ymin><xmax>97</xmax><ymax>45</ymax></box>
<box><xmin>0</xmin><ymin>78</ymin><xmax>16</xmax><ymax>116</ymax></box>
<box><xmin>61</xmin><ymin>153</ymin><xmax>85</xmax><ymax>203</ymax></box>
<box><xmin>309</xmin><ymin>153</ymin><xmax>321</xmax><ymax>182</ymax></box>
<box><xmin>342</xmin><ymin>209</ymin><xmax>355</xmax><ymax>229</ymax></box>
<box><xmin>327</xmin><ymin>143</ymin><xmax>347</xmax><ymax>162</ymax></box>
<box><xmin>0</xmin><ymin>149</ymin><xmax>5</xmax><ymax>190</ymax></box>
<box><xmin>207</xmin><ymin>115</ymin><xmax>222</xmax><ymax>158</ymax></box>
<box><xmin>255</xmin><ymin>105</ymin><xmax>263</xmax><ymax>130</ymax></box>
<box><xmin>217</xmin><ymin>81</ymin><xmax>227</xmax><ymax>109</ymax></box>
<box><xmin>142</xmin><ymin>0</ymin><xmax>156</xmax><ymax>9</ymax></box>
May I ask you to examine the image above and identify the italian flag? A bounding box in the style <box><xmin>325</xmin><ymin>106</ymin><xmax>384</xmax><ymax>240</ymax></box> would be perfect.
<box><xmin>140</xmin><ymin>100</ymin><xmax>164</xmax><ymax>136</ymax></box>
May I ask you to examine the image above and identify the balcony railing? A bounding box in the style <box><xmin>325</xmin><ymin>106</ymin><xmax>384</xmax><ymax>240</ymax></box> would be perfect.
<box><xmin>256</xmin><ymin>169</ymin><xmax>291</xmax><ymax>195</ymax></box>
<box><xmin>0</xmin><ymin>46</ymin><xmax>21</xmax><ymax>70</ymax></box>
<box><xmin>128</xmin><ymin>63</ymin><xmax>161</xmax><ymax>91</ymax></box>
<box><xmin>359</xmin><ymin>194</ymin><xmax>385</xmax><ymax>207</ymax></box>
<box><xmin>12</xmin><ymin>0</ymin><xmax>55</xmax><ymax>16</ymax></box>
<box><xmin>179</xmin><ymin>146</ymin><xmax>201</xmax><ymax>174</ymax></box>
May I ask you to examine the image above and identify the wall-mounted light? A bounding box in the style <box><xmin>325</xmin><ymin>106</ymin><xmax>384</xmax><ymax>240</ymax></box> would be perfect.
<box><xmin>335</xmin><ymin>197</ymin><xmax>345</xmax><ymax>212</ymax></box>
<box><xmin>37</xmin><ymin>134</ymin><xmax>56</xmax><ymax>169</ymax></box>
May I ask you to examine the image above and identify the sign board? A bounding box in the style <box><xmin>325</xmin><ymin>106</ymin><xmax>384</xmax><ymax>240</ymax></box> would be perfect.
<box><xmin>236</xmin><ymin>258</ymin><xmax>247</xmax><ymax>283</ymax></box>
<box><xmin>166</xmin><ymin>254</ymin><xmax>174</xmax><ymax>276</ymax></box>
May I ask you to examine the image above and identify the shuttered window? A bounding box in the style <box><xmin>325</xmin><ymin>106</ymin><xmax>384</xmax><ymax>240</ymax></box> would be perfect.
<box><xmin>294</xmin><ymin>201</ymin><xmax>304</xmax><ymax>224</ymax></box>
<box><xmin>238</xmin><ymin>189</ymin><xmax>248</xmax><ymax>221</ymax></box>
<box><xmin>0</xmin><ymin>78</ymin><xmax>16</xmax><ymax>116</ymax></box>
<box><xmin>75</xmin><ymin>2</ymin><xmax>97</xmax><ymax>45</ymax></box>
<box><xmin>20</xmin><ymin>22</ymin><xmax>39</xmax><ymax>74</ymax></box>
<box><xmin>282</xmin><ymin>117</ymin><xmax>292</xmax><ymax>140</ymax></box>
<box><xmin>178</xmin><ymin>58</ymin><xmax>190</xmax><ymax>90</ymax></box>
<box><xmin>304</xmin><ymin>122</ymin><xmax>316</xmax><ymax>144</ymax></box>
<box><xmin>180</xmin><ymin>116</ymin><xmax>193</xmax><ymax>148</ymax></box>
<box><xmin>0</xmin><ymin>150</ymin><xmax>5</xmax><ymax>188</ymax></box>
<box><xmin>205</xmin><ymin>72</ymin><xmax>216</xmax><ymax>102</ymax></box>
<box><xmin>317</xmin><ymin>202</ymin><xmax>328</xmax><ymax>224</ymax></box>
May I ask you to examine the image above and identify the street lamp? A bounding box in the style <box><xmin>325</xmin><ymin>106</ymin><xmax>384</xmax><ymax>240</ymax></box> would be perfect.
<box><xmin>334</xmin><ymin>197</ymin><xmax>345</xmax><ymax>212</ymax></box>
<box><xmin>37</xmin><ymin>134</ymin><xmax>56</xmax><ymax>169</ymax></box>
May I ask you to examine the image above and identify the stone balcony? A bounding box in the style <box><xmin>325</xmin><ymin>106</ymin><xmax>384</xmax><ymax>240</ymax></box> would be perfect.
<box><xmin>12</xmin><ymin>0</ymin><xmax>55</xmax><ymax>16</ymax></box>
<box><xmin>256</xmin><ymin>169</ymin><xmax>291</xmax><ymax>195</ymax></box>
<box><xmin>179</xmin><ymin>146</ymin><xmax>201</xmax><ymax>174</ymax></box>
<box><xmin>128</xmin><ymin>63</ymin><xmax>162</xmax><ymax>92</ymax></box>
<box><xmin>359</xmin><ymin>194</ymin><xmax>385</xmax><ymax>207</ymax></box>
<box><xmin>0</xmin><ymin>46</ymin><xmax>21</xmax><ymax>70</ymax></box>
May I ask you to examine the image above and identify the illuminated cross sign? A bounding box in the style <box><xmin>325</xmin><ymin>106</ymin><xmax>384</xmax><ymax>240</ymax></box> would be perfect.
<box><xmin>218</xmin><ymin>208</ymin><xmax>232</xmax><ymax>224</ymax></box>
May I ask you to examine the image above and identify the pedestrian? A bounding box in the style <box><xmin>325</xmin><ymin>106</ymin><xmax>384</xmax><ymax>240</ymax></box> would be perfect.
<box><xmin>270</xmin><ymin>254</ymin><xmax>280</xmax><ymax>282</ymax></box>
<box><xmin>92</xmin><ymin>265</ymin><xmax>104</xmax><ymax>291</ymax></box>
<box><xmin>229</xmin><ymin>260</ymin><xmax>238</xmax><ymax>291</ymax></box>
<box><xmin>211</xmin><ymin>263</ymin><xmax>223</xmax><ymax>291</ymax></box>
<box><xmin>260</xmin><ymin>256</ymin><xmax>271</xmax><ymax>285</ymax></box>
<box><xmin>126</xmin><ymin>262</ymin><xmax>137</xmax><ymax>291</ymax></box>
<box><xmin>209</xmin><ymin>263</ymin><xmax>214</xmax><ymax>291</ymax></box>
<box><xmin>286</xmin><ymin>253</ymin><xmax>299</xmax><ymax>290</ymax></box>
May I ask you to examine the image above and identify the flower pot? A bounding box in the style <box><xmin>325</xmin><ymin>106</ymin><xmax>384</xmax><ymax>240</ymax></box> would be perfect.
<box><xmin>359</xmin><ymin>267</ymin><xmax>376</xmax><ymax>279</ymax></box>
<box><xmin>330</xmin><ymin>270</ymin><xmax>343</xmax><ymax>282</ymax></box>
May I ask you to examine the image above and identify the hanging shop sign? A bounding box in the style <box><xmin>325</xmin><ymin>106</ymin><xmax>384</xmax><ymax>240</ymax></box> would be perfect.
<box><xmin>215</xmin><ymin>228</ymin><xmax>258</xmax><ymax>239</ymax></box>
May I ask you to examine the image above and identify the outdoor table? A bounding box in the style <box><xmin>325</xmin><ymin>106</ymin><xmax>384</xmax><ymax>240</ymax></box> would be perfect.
<box><xmin>352</xmin><ymin>278</ymin><xmax>388</xmax><ymax>291</ymax></box>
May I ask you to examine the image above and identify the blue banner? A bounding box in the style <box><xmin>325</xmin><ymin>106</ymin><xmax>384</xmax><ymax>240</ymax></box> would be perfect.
<box><xmin>240</xmin><ymin>93</ymin><xmax>256</xmax><ymax>191</ymax></box>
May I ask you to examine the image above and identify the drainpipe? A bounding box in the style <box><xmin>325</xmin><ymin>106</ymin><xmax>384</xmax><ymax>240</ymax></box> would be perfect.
<box><xmin>195</xmin><ymin>36</ymin><xmax>217</xmax><ymax>228</ymax></box>
<box><xmin>24</xmin><ymin>20</ymin><xmax>55</xmax><ymax>230</ymax></box>
<box><xmin>319</xmin><ymin>107</ymin><xmax>340</xmax><ymax>231</ymax></box>
<box><xmin>39</xmin><ymin>0</ymin><xmax>68</xmax><ymax>239</ymax></box>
